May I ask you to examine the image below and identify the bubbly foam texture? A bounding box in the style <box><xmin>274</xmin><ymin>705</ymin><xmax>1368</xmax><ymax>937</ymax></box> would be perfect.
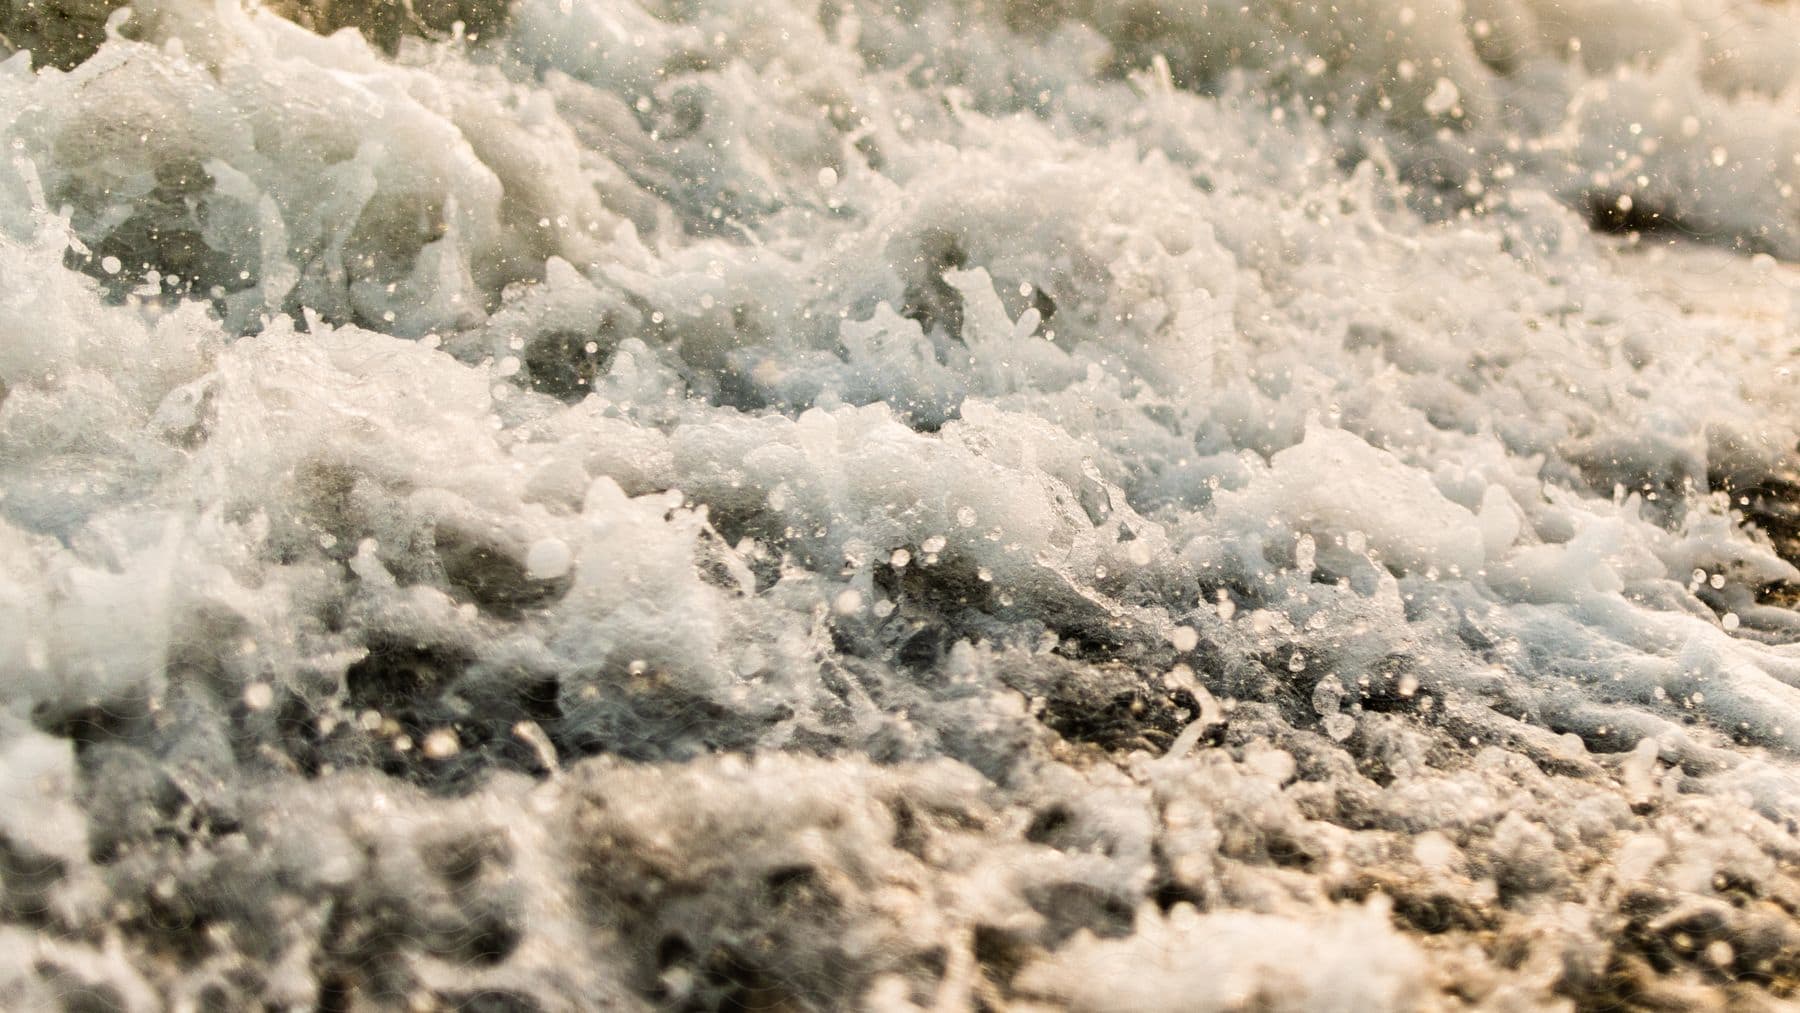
<box><xmin>3</xmin><ymin>0</ymin><xmax>1800</xmax><ymax>1008</ymax></box>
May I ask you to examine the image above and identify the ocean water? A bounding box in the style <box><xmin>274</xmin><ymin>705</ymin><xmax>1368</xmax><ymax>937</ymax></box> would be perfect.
<box><xmin>3</xmin><ymin>0</ymin><xmax>1800</xmax><ymax>1009</ymax></box>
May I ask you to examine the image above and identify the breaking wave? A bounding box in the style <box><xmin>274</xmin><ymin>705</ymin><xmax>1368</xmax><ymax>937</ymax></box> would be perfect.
<box><xmin>4</xmin><ymin>0</ymin><xmax>1800</xmax><ymax>1008</ymax></box>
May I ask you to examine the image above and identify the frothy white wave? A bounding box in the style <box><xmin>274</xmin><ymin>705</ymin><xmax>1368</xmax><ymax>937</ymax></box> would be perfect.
<box><xmin>3</xmin><ymin>0</ymin><xmax>1800</xmax><ymax>1009</ymax></box>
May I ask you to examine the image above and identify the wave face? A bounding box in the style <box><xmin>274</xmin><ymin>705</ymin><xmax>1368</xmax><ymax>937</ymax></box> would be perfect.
<box><xmin>4</xmin><ymin>1</ymin><xmax>1800</xmax><ymax>1008</ymax></box>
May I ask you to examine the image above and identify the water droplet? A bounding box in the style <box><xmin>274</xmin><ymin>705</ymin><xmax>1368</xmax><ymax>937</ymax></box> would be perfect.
<box><xmin>1295</xmin><ymin>533</ymin><xmax>1316</xmax><ymax>573</ymax></box>
<box><xmin>422</xmin><ymin>728</ymin><xmax>461</xmax><ymax>759</ymax></box>
<box><xmin>1418</xmin><ymin>81</ymin><xmax>1461</xmax><ymax>120</ymax></box>
<box><xmin>1215</xmin><ymin>589</ymin><xmax>1237</xmax><ymax>621</ymax></box>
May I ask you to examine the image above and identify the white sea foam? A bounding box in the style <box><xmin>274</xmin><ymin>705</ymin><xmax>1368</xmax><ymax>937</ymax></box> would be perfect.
<box><xmin>3</xmin><ymin>0</ymin><xmax>1800</xmax><ymax>1008</ymax></box>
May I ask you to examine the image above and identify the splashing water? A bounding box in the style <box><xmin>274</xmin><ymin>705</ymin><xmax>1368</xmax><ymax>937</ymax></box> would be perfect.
<box><xmin>3</xmin><ymin>0</ymin><xmax>1800</xmax><ymax>1009</ymax></box>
